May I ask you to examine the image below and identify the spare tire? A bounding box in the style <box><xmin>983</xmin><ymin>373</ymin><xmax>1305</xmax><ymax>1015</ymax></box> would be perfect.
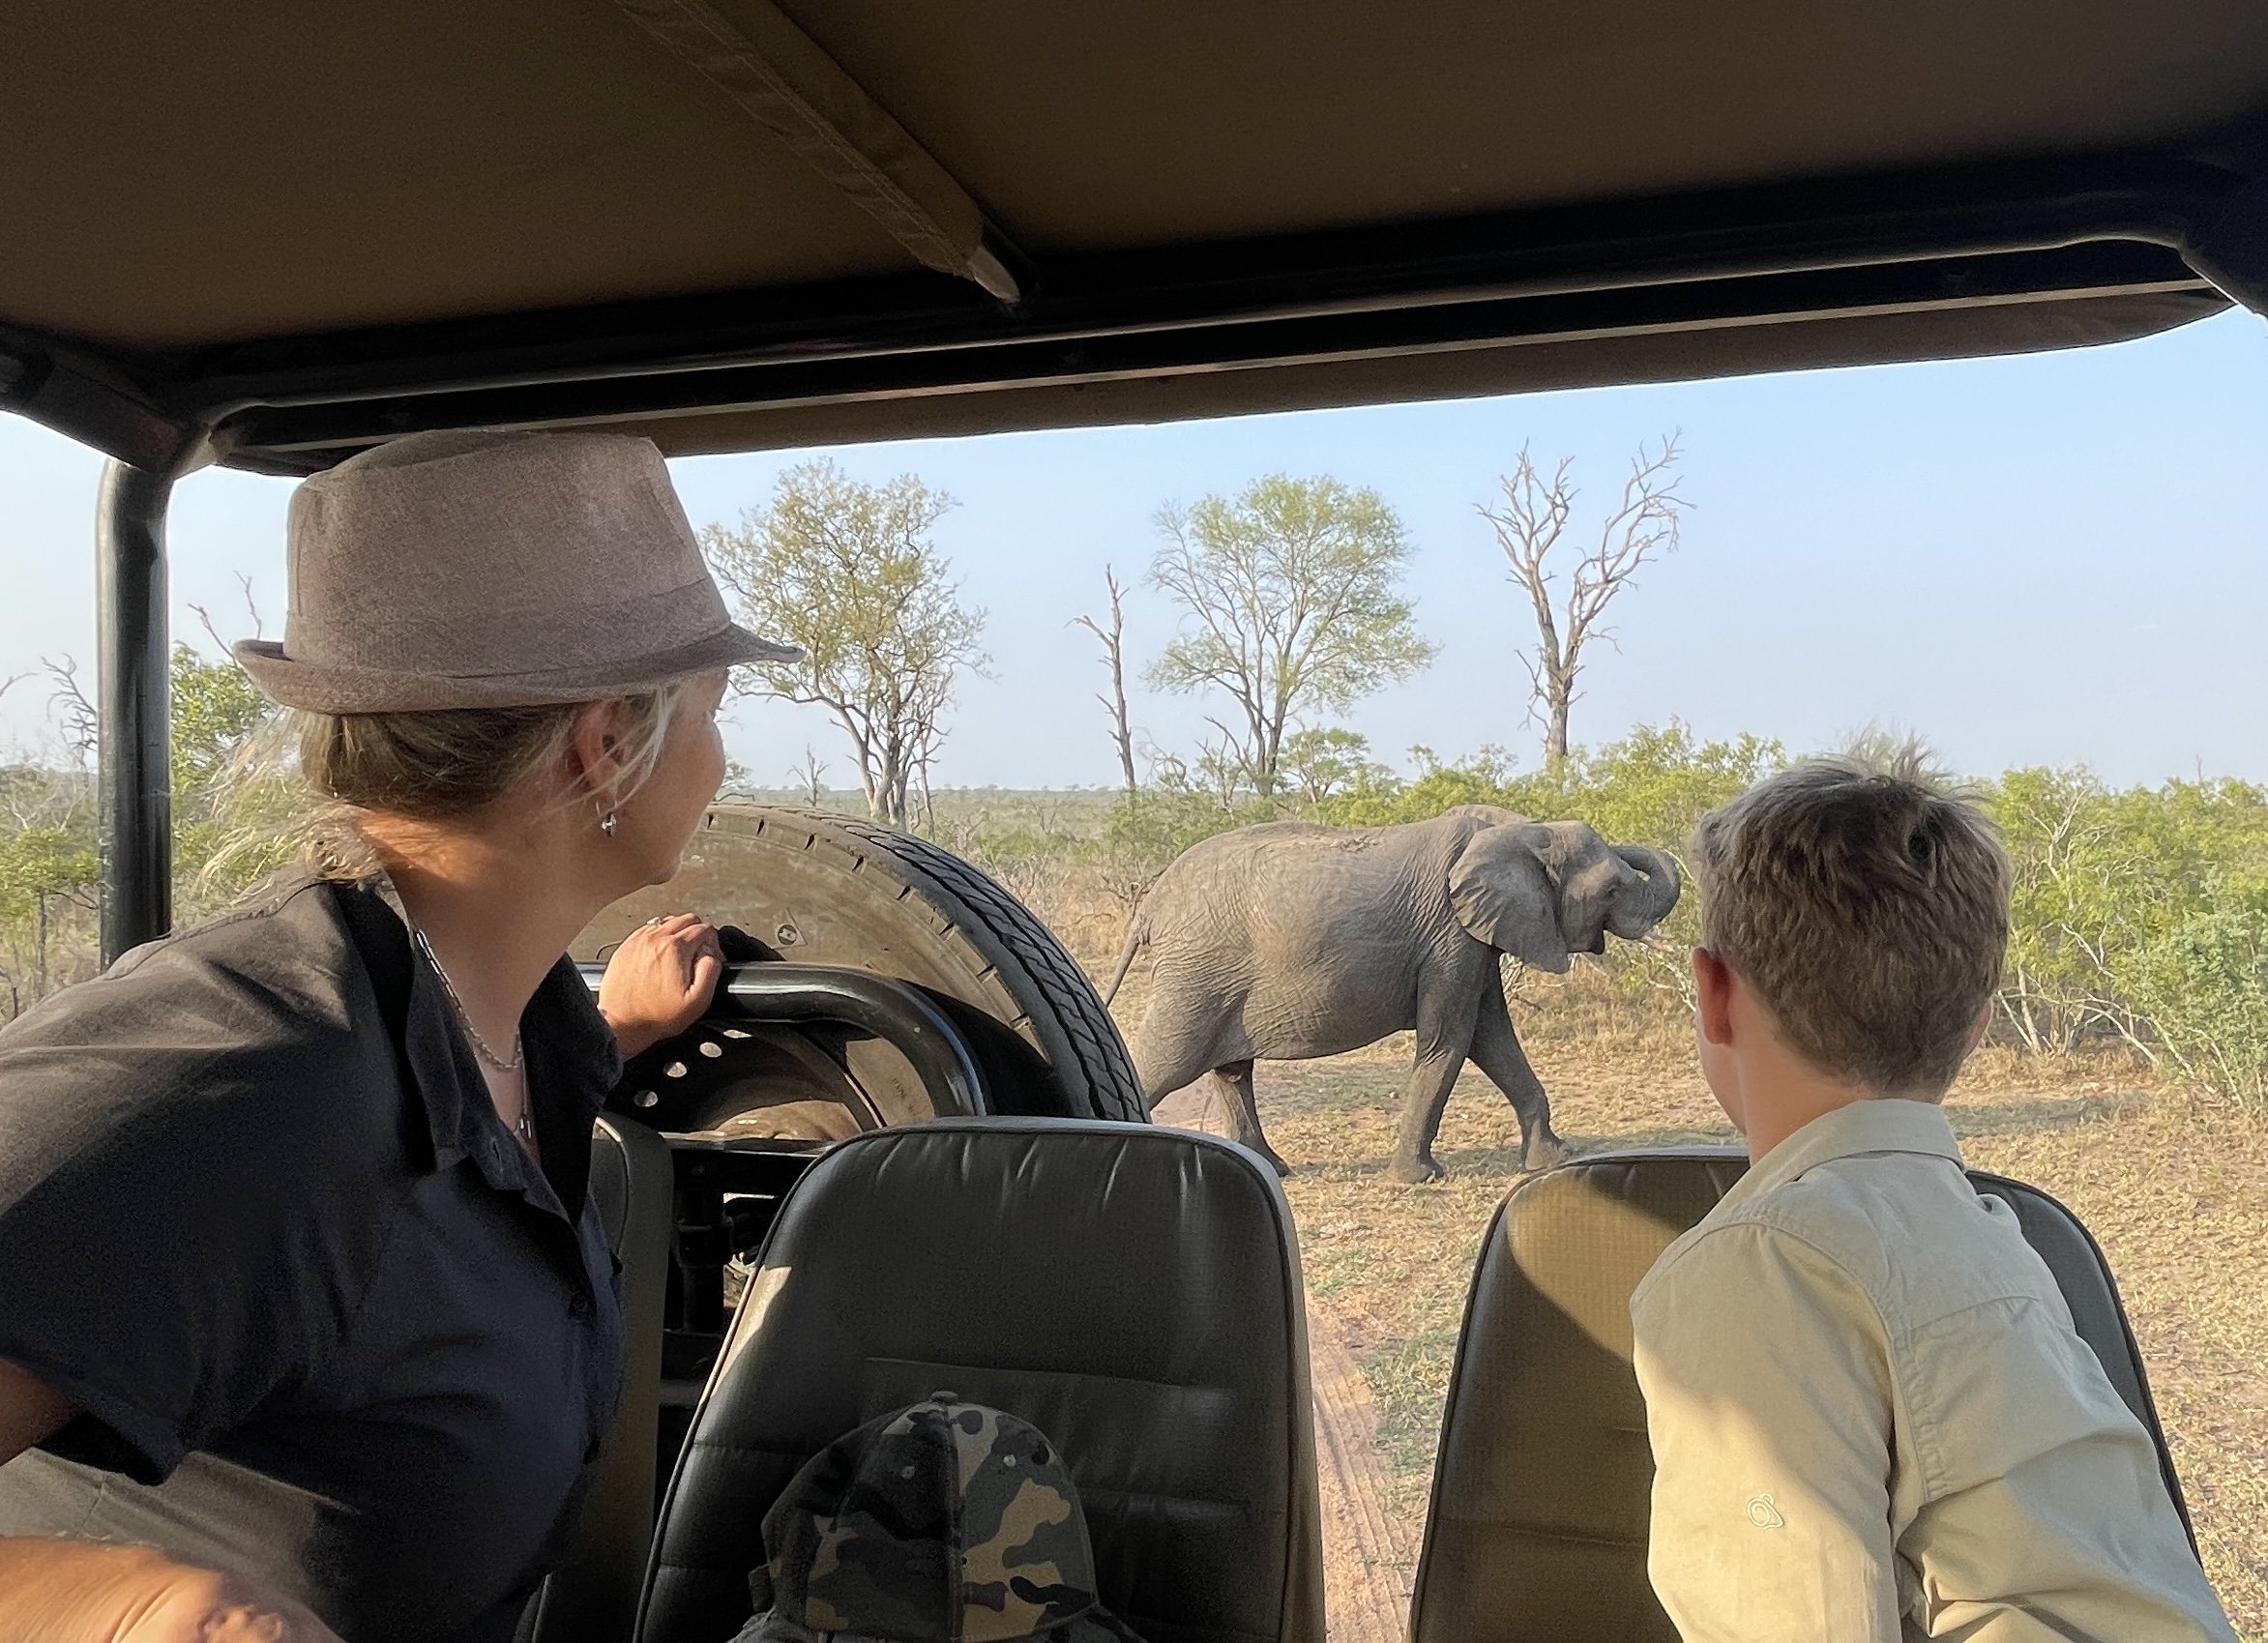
<box><xmin>575</xmin><ymin>804</ymin><xmax>1146</xmax><ymax>1124</ymax></box>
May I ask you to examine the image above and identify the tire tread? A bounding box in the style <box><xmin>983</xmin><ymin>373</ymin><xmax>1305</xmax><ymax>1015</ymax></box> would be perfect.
<box><xmin>738</xmin><ymin>807</ymin><xmax>1146</xmax><ymax>1122</ymax></box>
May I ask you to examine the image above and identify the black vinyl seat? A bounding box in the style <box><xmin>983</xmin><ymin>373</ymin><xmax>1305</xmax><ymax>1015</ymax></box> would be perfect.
<box><xmin>521</xmin><ymin>1115</ymin><xmax>678</xmax><ymax>1643</ymax></box>
<box><xmin>1407</xmin><ymin>1147</ymin><xmax>2195</xmax><ymax>1643</ymax></box>
<box><xmin>634</xmin><ymin>1118</ymin><xmax>1325</xmax><ymax>1643</ymax></box>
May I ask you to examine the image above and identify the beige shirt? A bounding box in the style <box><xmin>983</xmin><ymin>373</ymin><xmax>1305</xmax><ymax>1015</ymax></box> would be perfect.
<box><xmin>1630</xmin><ymin>1099</ymin><xmax>2234</xmax><ymax>1643</ymax></box>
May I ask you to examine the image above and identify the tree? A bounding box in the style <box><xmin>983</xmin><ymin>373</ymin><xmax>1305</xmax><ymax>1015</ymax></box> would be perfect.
<box><xmin>701</xmin><ymin>460</ymin><xmax>988</xmax><ymax>829</ymax></box>
<box><xmin>1147</xmin><ymin>475</ymin><xmax>1434</xmax><ymax>796</ymax></box>
<box><xmin>788</xmin><ymin>745</ymin><xmax>830</xmax><ymax>807</ymax></box>
<box><xmin>1480</xmin><ymin>434</ymin><xmax>1689</xmax><ymax>772</ymax></box>
<box><xmin>1073</xmin><ymin>568</ymin><xmax>1139</xmax><ymax>795</ymax></box>
<box><xmin>1279</xmin><ymin>726</ymin><xmax>1391</xmax><ymax>809</ymax></box>
<box><xmin>44</xmin><ymin>656</ymin><xmax>97</xmax><ymax>769</ymax></box>
<box><xmin>0</xmin><ymin>780</ymin><xmax>97</xmax><ymax>1013</ymax></box>
<box><xmin>170</xmin><ymin>642</ymin><xmax>270</xmax><ymax>801</ymax></box>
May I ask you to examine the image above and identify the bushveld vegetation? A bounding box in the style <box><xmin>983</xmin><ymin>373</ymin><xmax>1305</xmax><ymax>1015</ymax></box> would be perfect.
<box><xmin>922</xmin><ymin>721</ymin><xmax>2268</xmax><ymax>1114</ymax></box>
<box><xmin>12</xmin><ymin>677</ymin><xmax>2268</xmax><ymax>1121</ymax></box>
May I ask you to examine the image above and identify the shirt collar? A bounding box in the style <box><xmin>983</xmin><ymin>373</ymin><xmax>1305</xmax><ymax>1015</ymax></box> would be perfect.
<box><xmin>333</xmin><ymin>871</ymin><xmax>623</xmax><ymax>1206</ymax></box>
<box><xmin>1719</xmin><ymin>1097</ymin><xmax>1965</xmax><ymax>1212</ymax></box>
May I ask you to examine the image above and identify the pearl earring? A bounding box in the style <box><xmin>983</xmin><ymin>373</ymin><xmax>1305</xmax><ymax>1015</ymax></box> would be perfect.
<box><xmin>600</xmin><ymin>807</ymin><xmax>619</xmax><ymax>836</ymax></box>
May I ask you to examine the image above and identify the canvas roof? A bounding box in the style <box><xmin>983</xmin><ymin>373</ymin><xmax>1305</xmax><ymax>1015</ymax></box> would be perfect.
<box><xmin>5</xmin><ymin>1</ymin><xmax>2266</xmax><ymax>474</ymax></box>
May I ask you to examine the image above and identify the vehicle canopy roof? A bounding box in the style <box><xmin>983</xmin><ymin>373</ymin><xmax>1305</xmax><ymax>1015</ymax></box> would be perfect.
<box><xmin>5</xmin><ymin>0</ymin><xmax>2267</xmax><ymax>476</ymax></box>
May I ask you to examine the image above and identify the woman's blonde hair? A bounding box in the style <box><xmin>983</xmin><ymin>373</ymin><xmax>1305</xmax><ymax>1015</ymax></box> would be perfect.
<box><xmin>211</xmin><ymin>684</ymin><xmax>687</xmax><ymax>886</ymax></box>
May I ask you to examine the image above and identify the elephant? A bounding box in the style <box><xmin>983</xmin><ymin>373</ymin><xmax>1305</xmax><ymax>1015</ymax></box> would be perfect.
<box><xmin>1102</xmin><ymin>805</ymin><xmax>1681</xmax><ymax>1184</ymax></box>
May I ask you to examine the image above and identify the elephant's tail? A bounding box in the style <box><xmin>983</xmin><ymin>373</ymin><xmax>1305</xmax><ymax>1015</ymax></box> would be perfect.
<box><xmin>1101</xmin><ymin>913</ymin><xmax>1150</xmax><ymax>1007</ymax></box>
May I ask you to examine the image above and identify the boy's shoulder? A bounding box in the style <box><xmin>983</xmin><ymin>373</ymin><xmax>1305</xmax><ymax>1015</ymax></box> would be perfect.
<box><xmin>1638</xmin><ymin>1138</ymin><xmax>2066</xmax><ymax>1346</ymax></box>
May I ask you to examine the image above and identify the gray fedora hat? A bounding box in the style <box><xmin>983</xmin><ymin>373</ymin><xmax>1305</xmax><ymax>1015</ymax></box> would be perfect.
<box><xmin>234</xmin><ymin>429</ymin><xmax>800</xmax><ymax>713</ymax></box>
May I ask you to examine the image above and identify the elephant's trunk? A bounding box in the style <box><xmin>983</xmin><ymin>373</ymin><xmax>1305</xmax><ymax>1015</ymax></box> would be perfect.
<box><xmin>1606</xmin><ymin>845</ymin><xmax>1682</xmax><ymax>938</ymax></box>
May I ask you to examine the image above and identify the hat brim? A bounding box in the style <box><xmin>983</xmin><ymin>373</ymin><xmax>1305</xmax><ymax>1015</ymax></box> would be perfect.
<box><xmin>233</xmin><ymin>623</ymin><xmax>801</xmax><ymax>714</ymax></box>
<box><xmin>737</xmin><ymin>1603</ymin><xmax>1147</xmax><ymax>1643</ymax></box>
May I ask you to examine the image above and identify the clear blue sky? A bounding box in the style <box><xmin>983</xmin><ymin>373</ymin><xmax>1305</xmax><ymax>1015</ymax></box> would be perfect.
<box><xmin>4</xmin><ymin>308</ymin><xmax>2265</xmax><ymax>790</ymax></box>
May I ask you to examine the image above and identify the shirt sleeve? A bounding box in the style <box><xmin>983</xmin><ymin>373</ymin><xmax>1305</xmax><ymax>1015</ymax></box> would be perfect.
<box><xmin>1631</xmin><ymin>1219</ymin><xmax>1906</xmax><ymax>1643</ymax></box>
<box><xmin>0</xmin><ymin>931</ymin><xmax>386</xmax><ymax>1483</ymax></box>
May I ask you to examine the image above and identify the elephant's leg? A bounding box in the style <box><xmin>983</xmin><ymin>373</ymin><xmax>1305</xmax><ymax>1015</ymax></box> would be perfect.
<box><xmin>1385</xmin><ymin>982</ymin><xmax>1484</xmax><ymax>1185</ymax></box>
<box><xmin>1208</xmin><ymin>1060</ymin><xmax>1289</xmax><ymax>1178</ymax></box>
<box><xmin>1468</xmin><ymin>983</ymin><xmax>1567</xmax><ymax>1171</ymax></box>
<box><xmin>1129</xmin><ymin>1001</ymin><xmax>1236</xmax><ymax>1111</ymax></box>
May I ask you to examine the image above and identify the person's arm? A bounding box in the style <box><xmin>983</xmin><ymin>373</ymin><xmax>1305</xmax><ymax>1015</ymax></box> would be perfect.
<box><xmin>0</xmin><ymin>1536</ymin><xmax>344</xmax><ymax>1643</ymax></box>
<box><xmin>0</xmin><ymin>1355</ymin><xmax>71</xmax><ymax>1460</ymax></box>
<box><xmin>1631</xmin><ymin>1222</ymin><xmax>1905</xmax><ymax>1643</ymax></box>
<box><xmin>0</xmin><ymin>1360</ymin><xmax>342</xmax><ymax>1643</ymax></box>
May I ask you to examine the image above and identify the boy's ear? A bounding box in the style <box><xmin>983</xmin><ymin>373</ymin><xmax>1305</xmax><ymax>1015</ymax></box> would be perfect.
<box><xmin>1694</xmin><ymin>947</ymin><xmax>1737</xmax><ymax>1046</ymax></box>
<box><xmin>1965</xmin><ymin>1002</ymin><xmax>1993</xmax><ymax>1056</ymax></box>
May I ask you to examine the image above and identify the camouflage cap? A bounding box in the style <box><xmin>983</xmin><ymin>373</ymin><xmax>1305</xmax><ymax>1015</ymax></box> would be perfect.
<box><xmin>737</xmin><ymin>1394</ymin><xmax>1145</xmax><ymax>1643</ymax></box>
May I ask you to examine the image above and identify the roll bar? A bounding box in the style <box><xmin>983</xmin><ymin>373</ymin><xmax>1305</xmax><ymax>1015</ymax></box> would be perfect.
<box><xmin>96</xmin><ymin>458</ymin><xmax>172</xmax><ymax>965</ymax></box>
<box><xmin>575</xmin><ymin>960</ymin><xmax>991</xmax><ymax>1118</ymax></box>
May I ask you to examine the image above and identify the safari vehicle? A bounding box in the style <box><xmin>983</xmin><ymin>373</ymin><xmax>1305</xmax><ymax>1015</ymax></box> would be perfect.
<box><xmin>6</xmin><ymin>4</ymin><xmax>2265</xmax><ymax>1640</ymax></box>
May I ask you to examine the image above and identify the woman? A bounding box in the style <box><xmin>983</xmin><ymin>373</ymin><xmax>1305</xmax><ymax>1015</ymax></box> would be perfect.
<box><xmin>0</xmin><ymin>430</ymin><xmax>800</xmax><ymax>1642</ymax></box>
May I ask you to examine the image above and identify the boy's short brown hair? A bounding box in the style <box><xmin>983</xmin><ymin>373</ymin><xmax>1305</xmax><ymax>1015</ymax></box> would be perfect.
<box><xmin>1692</xmin><ymin>747</ymin><xmax>2011</xmax><ymax>1096</ymax></box>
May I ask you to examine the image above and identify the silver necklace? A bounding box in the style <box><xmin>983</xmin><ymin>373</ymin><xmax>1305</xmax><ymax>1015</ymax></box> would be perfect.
<box><xmin>411</xmin><ymin>929</ymin><xmax>535</xmax><ymax>1144</ymax></box>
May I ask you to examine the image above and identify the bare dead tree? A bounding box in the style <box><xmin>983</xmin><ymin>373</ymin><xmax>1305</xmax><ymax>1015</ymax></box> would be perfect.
<box><xmin>788</xmin><ymin>745</ymin><xmax>830</xmax><ymax>807</ymax></box>
<box><xmin>44</xmin><ymin>657</ymin><xmax>99</xmax><ymax>769</ymax></box>
<box><xmin>1479</xmin><ymin>434</ymin><xmax>1689</xmax><ymax>771</ymax></box>
<box><xmin>190</xmin><ymin>573</ymin><xmax>270</xmax><ymax>656</ymax></box>
<box><xmin>1072</xmin><ymin>568</ymin><xmax>1139</xmax><ymax>795</ymax></box>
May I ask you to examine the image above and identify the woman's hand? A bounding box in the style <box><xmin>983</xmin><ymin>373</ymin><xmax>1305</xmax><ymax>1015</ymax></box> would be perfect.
<box><xmin>598</xmin><ymin>914</ymin><xmax>725</xmax><ymax>1060</ymax></box>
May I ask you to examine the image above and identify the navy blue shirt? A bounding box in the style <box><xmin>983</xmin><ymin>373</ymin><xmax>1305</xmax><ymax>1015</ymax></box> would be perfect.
<box><xmin>0</xmin><ymin>872</ymin><xmax>626</xmax><ymax>1643</ymax></box>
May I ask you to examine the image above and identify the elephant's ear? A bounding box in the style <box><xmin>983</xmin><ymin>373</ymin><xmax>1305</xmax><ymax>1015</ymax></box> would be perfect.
<box><xmin>1448</xmin><ymin>824</ymin><xmax>1571</xmax><ymax>973</ymax></box>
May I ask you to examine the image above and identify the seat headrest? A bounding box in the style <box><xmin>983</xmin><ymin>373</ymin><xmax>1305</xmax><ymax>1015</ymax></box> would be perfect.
<box><xmin>639</xmin><ymin>1118</ymin><xmax>1325</xmax><ymax>1643</ymax></box>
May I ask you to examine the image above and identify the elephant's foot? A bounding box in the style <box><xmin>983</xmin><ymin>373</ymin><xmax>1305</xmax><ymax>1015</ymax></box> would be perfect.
<box><xmin>1224</xmin><ymin>1133</ymin><xmax>1293</xmax><ymax>1177</ymax></box>
<box><xmin>1386</xmin><ymin>1150</ymin><xmax>1446</xmax><ymax>1186</ymax></box>
<box><xmin>1520</xmin><ymin>1130</ymin><xmax>1569</xmax><ymax>1172</ymax></box>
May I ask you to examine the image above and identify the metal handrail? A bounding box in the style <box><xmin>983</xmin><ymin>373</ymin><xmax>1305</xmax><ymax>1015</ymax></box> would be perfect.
<box><xmin>576</xmin><ymin>960</ymin><xmax>988</xmax><ymax>1117</ymax></box>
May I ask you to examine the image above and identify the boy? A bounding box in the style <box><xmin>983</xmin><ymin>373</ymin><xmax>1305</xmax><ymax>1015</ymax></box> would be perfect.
<box><xmin>1632</xmin><ymin>752</ymin><xmax>2235</xmax><ymax>1642</ymax></box>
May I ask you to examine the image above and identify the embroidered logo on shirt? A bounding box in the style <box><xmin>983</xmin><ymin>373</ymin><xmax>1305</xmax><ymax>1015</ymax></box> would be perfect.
<box><xmin>1746</xmin><ymin>1492</ymin><xmax>1785</xmax><ymax>1529</ymax></box>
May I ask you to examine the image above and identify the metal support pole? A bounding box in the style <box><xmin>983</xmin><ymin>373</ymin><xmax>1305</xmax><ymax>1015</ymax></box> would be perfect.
<box><xmin>97</xmin><ymin>459</ymin><xmax>173</xmax><ymax>965</ymax></box>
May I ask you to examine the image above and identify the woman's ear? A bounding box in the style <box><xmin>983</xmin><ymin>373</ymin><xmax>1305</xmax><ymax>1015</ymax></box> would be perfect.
<box><xmin>1448</xmin><ymin>823</ymin><xmax>1571</xmax><ymax>973</ymax></box>
<box><xmin>567</xmin><ymin>697</ymin><xmax>630</xmax><ymax>809</ymax></box>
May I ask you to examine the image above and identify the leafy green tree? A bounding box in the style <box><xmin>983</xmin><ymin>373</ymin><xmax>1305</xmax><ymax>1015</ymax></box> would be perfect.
<box><xmin>0</xmin><ymin>812</ymin><xmax>97</xmax><ymax>1011</ymax></box>
<box><xmin>2126</xmin><ymin>880</ymin><xmax>2268</xmax><ymax>1104</ymax></box>
<box><xmin>170</xmin><ymin>642</ymin><xmax>271</xmax><ymax>802</ymax></box>
<box><xmin>1279</xmin><ymin>727</ymin><xmax>1393</xmax><ymax>808</ymax></box>
<box><xmin>702</xmin><ymin>460</ymin><xmax>987</xmax><ymax>829</ymax></box>
<box><xmin>1984</xmin><ymin>766</ymin><xmax>2268</xmax><ymax>1087</ymax></box>
<box><xmin>1148</xmin><ymin>476</ymin><xmax>1434</xmax><ymax>797</ymax></box>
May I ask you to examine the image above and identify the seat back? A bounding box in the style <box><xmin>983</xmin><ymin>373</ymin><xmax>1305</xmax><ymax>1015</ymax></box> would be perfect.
<box><xmin>1408</xmin><ymin>1148</ymin><xmax>2192</xmax><ymax>1643</ymax></box>
<box><xmin>636</xmin><ymin>1118</ymin><xmax>1325</xmax><ymax>1643</ymax></box>
<box><xmin>521</xmin><ymin>1115</ymin><xmax>678</xmax><ymax>1643</ymax></box>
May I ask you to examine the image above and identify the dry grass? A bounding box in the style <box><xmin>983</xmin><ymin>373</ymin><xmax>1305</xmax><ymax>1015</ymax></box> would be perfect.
<box><xmin>1154</xmin><ymin>1023</ymin><xmax>2268</xmax><ymax>1638</ymax></box>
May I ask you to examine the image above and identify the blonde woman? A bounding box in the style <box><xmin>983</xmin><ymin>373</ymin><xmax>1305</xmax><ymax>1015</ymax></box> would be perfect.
<box><xmin>0</xmin><ymin>432</ymin><xmax>799</xmax><ymax>1643</ymax></box>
